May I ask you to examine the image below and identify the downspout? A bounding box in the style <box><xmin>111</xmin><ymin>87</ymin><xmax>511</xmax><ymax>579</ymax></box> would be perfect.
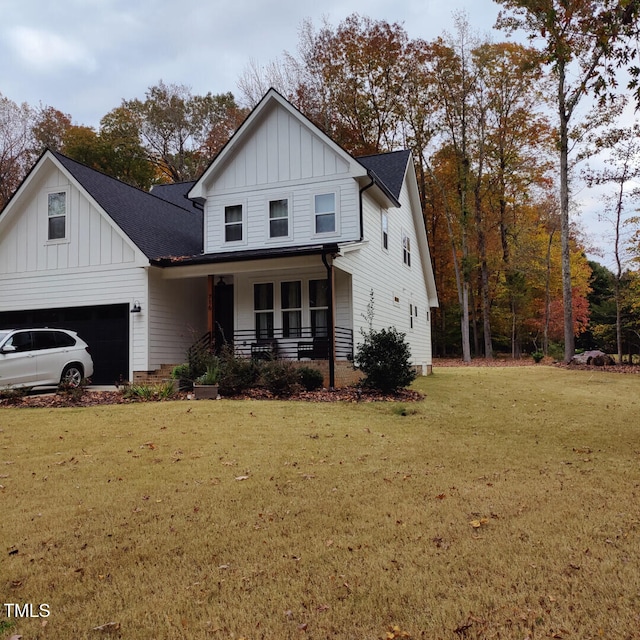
<box><xmin>321</xmin><ymin>248</ymin><xmax>336</xmax><ymax>389</ymax></box>
<box><xmin>359</xmin><ymin>176</ymin><xmax>376</xmax><ymax>241</ymax></box>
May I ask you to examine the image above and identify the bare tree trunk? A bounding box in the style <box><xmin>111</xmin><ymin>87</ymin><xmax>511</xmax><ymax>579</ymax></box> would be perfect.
<box><xmin>558</xmin><ymin>65</ymin><xmax>574</xmax><ymax>363</ymax></box>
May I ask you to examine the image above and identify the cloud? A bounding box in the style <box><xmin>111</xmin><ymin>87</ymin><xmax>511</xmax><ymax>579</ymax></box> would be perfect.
<box><xmin>7</xmin><ymin>26</ymin><xmax>97</xmax><ymax>73</ymax></box>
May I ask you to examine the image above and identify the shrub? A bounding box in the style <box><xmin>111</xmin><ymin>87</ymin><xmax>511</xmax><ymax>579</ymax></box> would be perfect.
<box><xmin>297</xmin><ymin>366</ymin><xmax>324</xmax><ymax>391</ymax></box>
<box><xmin>218</xmin><ymin>347</ymin><xmax>260</xmax><ymax>396</ymax></box>
<box><xmin>354</xmin><ymin>327</ymin><xmax>416</xmax><ymax>393</ymax></box>
<box><xmin>122</xmin><ymin>381</ymin><xmax>176</xmax><ymax>401</ymax></box>
<box><xmin>531</xmin><ymin>350</ymin><xmax>544</xmax><ymax>363</ymax></box>
<box><xmin>260</xmin><ymin>360</ymin><xmax>301</xmax><ymax>397</ymax></box>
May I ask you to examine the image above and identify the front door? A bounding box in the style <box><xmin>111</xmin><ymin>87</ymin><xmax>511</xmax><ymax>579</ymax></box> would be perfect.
<box><xmin>214</xmin><ymin>281</ymin><xmax>234</xmax><ymax>353</ymax></box>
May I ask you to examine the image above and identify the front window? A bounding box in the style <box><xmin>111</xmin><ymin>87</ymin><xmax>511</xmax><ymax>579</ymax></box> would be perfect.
<box><xmin>254</xmin><ymin>283</ymin><xmax>274</xmax><ymax>339</ymax></box>
<box><xmin>225</xmin><ymin>204</ymin><xmax>243</xmax><ymax>242</ymax></box>
<box><xmin>269</xmin><ymin>199</ymin><xmax>289</xmax><ymax>238</ymax></box>
<box><xmin>314</xmin><ymin>193</ymin><xmax>335</xmax><ymax>234</ymax></box>
<box><xmin>309</xmin><ymin>279</ymin><xmax>328</xmax><ymax>337</ymax></box>
<box><xmin>48</xmin><ymin>191</ymin><xmax>66</xmax><ymax>240</ymax></box>
<box><xmin>281</xmin><ymin>281</ymin><xmax>302</xmax><ymax>338</ymax></box>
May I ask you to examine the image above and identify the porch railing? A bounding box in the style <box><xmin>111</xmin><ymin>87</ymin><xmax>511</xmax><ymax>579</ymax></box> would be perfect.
<box><xmin>232</xmin><ymin>326</ymin><xmax>354</xmax><ymax>361</ymax></box>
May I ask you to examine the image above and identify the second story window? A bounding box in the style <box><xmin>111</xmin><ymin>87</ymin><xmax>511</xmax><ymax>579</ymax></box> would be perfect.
<box><xmin>48</xmin><ymin>191</ymin><xmax>66</xmax><ymax>240</ymax></box>
<box><xmin>402</xmin><ymin>232</ymin><xmax>411</xmax><ymax>267</ymax></box>
<box><xmin>314</xmin><ymin>193</ymin><xmax>335</xmax><ymax>234</ymax></box>
<box><xmin>381</xmin><ymin>212</ymin><xmax>388</xmax><ymax>251</ymax></box>
<box><xmin>269</xmin><ymin>199</ymin><xmax>288</xmax><ymax>238</ymax></box>
<box><xmin>224</xmin><ymin>204</ymin><xmax>243</xmax><ymax>242</ymax></box>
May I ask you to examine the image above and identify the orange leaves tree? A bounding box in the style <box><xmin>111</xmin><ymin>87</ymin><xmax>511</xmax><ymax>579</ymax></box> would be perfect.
<box><xmin>495</xmin><ymin>0</ymin><xmax>640</xmax><ymax>362</ymax></box>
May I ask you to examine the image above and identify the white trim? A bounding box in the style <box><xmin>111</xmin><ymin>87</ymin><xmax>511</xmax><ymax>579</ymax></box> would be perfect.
<box><xmin>311</xmin><ymin>189</ymin><xmax>340</xmax><ymax>238</ymax></box>
<box><xmin>45</xmin><ymin>186</ymin><xmax>70</xmax><ymax>244</ymax></box>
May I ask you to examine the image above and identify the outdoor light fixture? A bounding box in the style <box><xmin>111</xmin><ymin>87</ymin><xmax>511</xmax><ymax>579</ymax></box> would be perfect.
<box><xmin>130</xmin><ymin>301</ymin><xmax>142</xmax><ymax>313</ymax></box>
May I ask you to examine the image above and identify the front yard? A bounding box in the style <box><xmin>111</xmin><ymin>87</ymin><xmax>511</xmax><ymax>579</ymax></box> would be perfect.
<box><xmin>1</xmin><ymin>366</ymin><xmax>639</xmax><ymax>639</ymax></box>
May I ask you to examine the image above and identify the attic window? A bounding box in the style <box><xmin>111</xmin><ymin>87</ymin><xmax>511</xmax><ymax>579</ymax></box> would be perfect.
<box><xmin>47</xmin><ymin>191</ymin><xmax>66</xmax><ymax>240</ymax></box>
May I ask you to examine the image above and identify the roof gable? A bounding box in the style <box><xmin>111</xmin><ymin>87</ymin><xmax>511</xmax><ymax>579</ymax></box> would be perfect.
<box><xmin>190</xmin><ymin>89</ymin><xmax>368</xmax><ymax>199</ymax></box>
<box><xmin>51</xmin><ymin>153</ymin><xmax>203</xmax><ymax>260</ymax></box>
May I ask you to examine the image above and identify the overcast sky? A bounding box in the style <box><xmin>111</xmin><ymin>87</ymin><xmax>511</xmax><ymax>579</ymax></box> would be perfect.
<box><xmin>1</xmin><ymin>0</ymin><xmax>502</xmax><ymax>126</ymax></box>
<box><xmin>1</xmin><ymin>0</ymin><xmax>632</xmax><ymax>265</ymax></box>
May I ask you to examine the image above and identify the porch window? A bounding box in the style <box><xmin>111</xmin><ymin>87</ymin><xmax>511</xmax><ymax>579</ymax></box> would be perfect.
<box><xmin>254</xmin><ymin>283</ymin><xmax>274</xmax><ymax>339</ymax></box>
<box><xmin>269</xmin><ymin>198</ymin><xmax>288</xmax><ymax>238</ymax></box>
<box><xmin>281</xmin><ymin>281</ymin><xmax>302</xmax><ymax>338</ymax></box>
<box><xmin>225</xmin><ymin>204</ymin><xmax>243</xmax><ymax>242</ymax></box>
<box><xmin>48</xmin><ymin>191</ymin><xmax>66</xmax><ymax>240</ymax></box>
<box><xmin>314</xmin><ymin>193</ymin><xmax>335</xmax><ymax>234</ymax></box>
<box><xmin>402</xmin><ymin>232</ymin><xmax>411</xmax><ymax>267</ymax></box>
<box><xmin>309</xmin><ymin>279</ymin><xmax>328</xmax><ymax>337</ymax></box>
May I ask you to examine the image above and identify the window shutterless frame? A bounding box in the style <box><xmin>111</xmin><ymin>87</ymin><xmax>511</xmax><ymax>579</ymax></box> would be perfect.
<box><xmin>46</xmin><ymin>189</ymin><xmax>69</xmax><ymax>241</ymax></box>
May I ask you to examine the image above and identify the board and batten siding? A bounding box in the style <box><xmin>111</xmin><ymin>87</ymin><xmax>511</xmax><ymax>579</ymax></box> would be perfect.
<box><xmin>147</xmin><ymin>270</ymin><xmax>207</xmax><ymax>368</ymax></box>
<box><xmin>0</xmin><ymin>165</ymin><xmax>139</xmax><ymax>274</ymax></box>
<box><xmin>0</xmin><ymin>162</ymin><xmax>154</xmax><ymax>379</ymax></box>
<box><xmin>335</xmin><ymin>183</ymin><xmax>433</xmax><ymax>369</ymax></box>
<box><xmin>202</xmin><ymin>103</ymin><xmax>361</xmax><ymax>253</ymax></box>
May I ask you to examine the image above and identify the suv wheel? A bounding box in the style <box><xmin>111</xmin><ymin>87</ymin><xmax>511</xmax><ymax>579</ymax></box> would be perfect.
<box><xmin>61</xmin><ymin>364</ymin><xmax>84</xmax><ymax>388</ymax></box>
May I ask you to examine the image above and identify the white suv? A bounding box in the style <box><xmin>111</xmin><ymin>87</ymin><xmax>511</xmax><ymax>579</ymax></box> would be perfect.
<box><xmin>0</xmin><ymin>328</ymin><xmax>94</xmax><ymax>390</ymax></box>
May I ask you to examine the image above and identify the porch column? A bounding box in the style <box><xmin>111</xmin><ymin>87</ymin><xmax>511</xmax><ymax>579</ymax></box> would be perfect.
<box><xmin>322</xmin><ymin>249</ymin><xmax>336</xmax><ymax>389</ymax></box>
<box><xmin>207</xmin><ymin>275</ymin><xmax>215</xmax><ymax>338</ymax></box>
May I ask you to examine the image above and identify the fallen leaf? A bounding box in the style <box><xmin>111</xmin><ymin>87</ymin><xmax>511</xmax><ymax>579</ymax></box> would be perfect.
<box><xmin>235</xmin><ymin>475</ymin><xmax>250</xmax><ymax>481</ymax></box>
<box><xmin>92</xmin><ymin>621</ymin><xmax>120</xmax><ymax>632</ymax></box>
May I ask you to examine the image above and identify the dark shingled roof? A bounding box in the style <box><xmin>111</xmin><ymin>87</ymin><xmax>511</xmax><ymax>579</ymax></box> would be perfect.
<box><xmin>53</xmin><ymin>152</ymin><xmax>203</xmax><ymax>260</ymax></box>
<box><xmin>150</xmin><ymin>181</ymin><xmax>200</xmax><ymax>211</ymax></box>
<box><xmin>357</xmin><ymin>150</ymin><xmax>411</xmax><ymax>202</ymax></box>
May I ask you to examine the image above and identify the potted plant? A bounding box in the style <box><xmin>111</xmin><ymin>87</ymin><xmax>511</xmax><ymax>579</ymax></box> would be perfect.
<box><xmin>194</xmin><ymin>361</ymin><xmax>221</xmax><ymax>399</ymax></box>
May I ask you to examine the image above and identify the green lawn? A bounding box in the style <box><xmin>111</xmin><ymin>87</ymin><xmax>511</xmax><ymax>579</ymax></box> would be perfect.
<box><xmin>1</xmin><ymin>366</ymin><xmax>639</xmax><ymax>639</ymax></box>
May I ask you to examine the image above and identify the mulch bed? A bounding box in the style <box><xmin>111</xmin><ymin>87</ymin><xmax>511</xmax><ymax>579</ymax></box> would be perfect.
<box><xmin>0</xmin><ymin>387</ymin><xmax>423</xmax><ymax>409</ymax></box>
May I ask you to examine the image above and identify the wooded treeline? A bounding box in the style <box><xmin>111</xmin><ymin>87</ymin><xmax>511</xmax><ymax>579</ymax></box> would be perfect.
<box><xmin>2</xmin><ymin>5</ymin><xmax>640</xmax><ymax>361</ymax></box>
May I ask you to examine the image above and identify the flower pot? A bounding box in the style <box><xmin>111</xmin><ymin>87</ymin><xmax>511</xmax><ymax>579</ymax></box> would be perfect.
<box><xmin>193</xmin><ymin>384</ymin><xmax>219</xmax><ymax>400</ymax></box>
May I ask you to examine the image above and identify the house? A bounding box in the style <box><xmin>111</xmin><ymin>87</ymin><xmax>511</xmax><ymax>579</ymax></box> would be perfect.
<box><xmin>0</xmin><ymin>89</ymin><xmax>438</xmax><ymax>387</ymax></box>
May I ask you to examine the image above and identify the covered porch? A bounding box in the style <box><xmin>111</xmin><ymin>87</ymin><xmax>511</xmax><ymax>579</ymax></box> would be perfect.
<box><xmin>155</xmin><ymin>244</ymin><xmax>356</xmax><ymax>387</ymax></box>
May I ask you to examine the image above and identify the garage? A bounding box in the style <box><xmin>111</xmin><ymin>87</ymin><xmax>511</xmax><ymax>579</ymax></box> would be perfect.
<box><xmin>0</xmin><ymin>304</ymin><xmax>129</xmax><ymax>385</ymax></box>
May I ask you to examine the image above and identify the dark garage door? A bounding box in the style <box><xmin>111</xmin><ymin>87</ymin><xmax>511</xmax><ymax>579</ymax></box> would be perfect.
<box><xmin>0</xmin><ymin>304</ymin><xmax>129</xmax><ymax>384</ymax></box>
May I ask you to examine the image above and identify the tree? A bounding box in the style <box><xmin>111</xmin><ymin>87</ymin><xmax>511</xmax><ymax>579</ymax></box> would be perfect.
<box><xmin>124</xmin><ymin>81</ymin><xmax>246</xmax><ymax>182</ymax></box>
<box><xmin>495</xmin><ymin>0</ymin><xmax>640</xmax><ymax>362</ymax></box>
<box><xmin>32</xmin><ymin>106</ymin><xmax>72</xmax><ymax>154</ymax></box>
<box><xmin>0</xmin><ymin>93</ymin><xmax>34</xmax><ymax>210</ymax></box>
<box><xmin>583</xmin><ymin>122</ymin><xmax>640</xmax><ymax>360</ymax></box>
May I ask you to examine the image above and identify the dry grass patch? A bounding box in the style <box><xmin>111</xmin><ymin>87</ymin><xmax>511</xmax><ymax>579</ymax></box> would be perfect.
<box><xmin>1</xmin><ymin>366</ymin><xmax>639</xmax><ymax>639</ymax></box>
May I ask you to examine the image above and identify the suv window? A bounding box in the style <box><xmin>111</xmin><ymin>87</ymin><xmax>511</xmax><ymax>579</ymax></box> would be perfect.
<box><xmin>55</xmin><ymin>331</ymin><xmax>76</xmax><ymax>347</ymax></box>
<box><xmin>33</xmin><ymin>331</ymin><xmax>58</xmax><ymax>350</ymax></box>
<box><xmin>8</xmin><ymin>332</ymin><xmax>33</xmax><ymax>352</ymax></box>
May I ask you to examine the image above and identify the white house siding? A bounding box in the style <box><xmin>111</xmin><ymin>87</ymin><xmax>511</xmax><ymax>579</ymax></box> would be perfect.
<box><xmin>202</xmin><ymin>104</ymin><xmax>361</xmax><ymax>254</ymax></box>
<box><xmin>335</xmin><ymin>185</ymin><xmax>433</xmax><ymax>371</ymax></box>
<box><xmin>147</xmin><ymin>269</ymin><xmax>207</xmax><ymax>368</ymax></box>
<box><xmin>0</xmin><ymin>165</ymin><xmax>138</xmax><ymax>274</ymax></box>
<box><xmin>0</xmin><ymin>162</ymin><xmax>153</xmax><ymax>380</ymax></box>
